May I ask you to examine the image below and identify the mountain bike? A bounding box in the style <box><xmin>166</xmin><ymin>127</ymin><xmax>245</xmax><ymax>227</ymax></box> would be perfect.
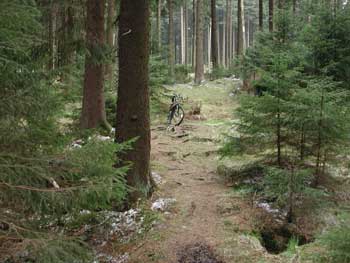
<box><xmin>167</xmin><ymin>94</ymin><xmax>185</xmax><ymax>126</ymax></box>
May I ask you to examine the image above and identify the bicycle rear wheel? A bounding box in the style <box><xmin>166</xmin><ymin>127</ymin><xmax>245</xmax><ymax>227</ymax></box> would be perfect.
<box><xmin>170</xmin><ymin>105</ymin><xmax>185</xmax><ymax>126</ymax></box>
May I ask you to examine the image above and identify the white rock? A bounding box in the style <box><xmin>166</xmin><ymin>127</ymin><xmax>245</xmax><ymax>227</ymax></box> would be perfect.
<box><xmin>151</xmin><ymin>172</ymin><xmax>162</xmax><ymax>185</ymax></box>
<box><xmin>151</xmin><ymin>198</ymin><xmax>176</xmax><ymax>212</ymax></box>
<box><xmin>95</xmin><ymin>135</ymin><xmax>112</xmax><ymax>141</ymax></box>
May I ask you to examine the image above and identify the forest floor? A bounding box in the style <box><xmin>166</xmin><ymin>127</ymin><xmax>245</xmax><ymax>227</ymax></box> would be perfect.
<box><xmin>117</xmin><ymin>79</ymin><xmax>286</xmax><ymax>263</ymax></box>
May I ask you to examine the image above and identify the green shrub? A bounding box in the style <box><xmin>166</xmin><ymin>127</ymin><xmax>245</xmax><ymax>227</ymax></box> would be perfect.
<box><xmin>0</xmin><ymin>139</ymin><xmax>130</xmax><ymax>262</ymax></box>
<box><xmin>149</xmin><ymin>55</ymin><xmax>172</xmax><ymax>91</ymax></box>
<box><xmin>105</xmin><ymin>93</ymin><xmax>117</xmax><ymax>127</ymax></box>
<box><xmin>319</xmin><ymin>221</ymin><xmax>350</xmax><ymax>263</ymax></box>
<box><xmin>211</xmin><ymin>66</ymin><xmax>233</xmax><ymax>80</ymax></box>
<box><xmin>175</xmin><ymin>64</ymin><xmax>191</xmax><ymax>83</ymax></box>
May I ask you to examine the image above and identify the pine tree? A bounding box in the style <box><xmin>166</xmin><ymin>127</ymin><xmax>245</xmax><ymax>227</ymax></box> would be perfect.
<box><xmin>211</xmin><ymin>0</ymin><xmax>219</xmax><ymax>69</ymax></box>
<box><xmin>81</xmin><ymin>0</ymin><xmax>110</xmax><ymax>130</ymax></box>
<box><xmin>116</xmin><ymin>0</ymin><xmax>153</xmax><ymax>199</ymax></box>
<box><xmin>168</xmin><ymin>0</ymin><xmax>175</xmax><ymax>80</ymax></box>
<box><xmin>194</xmin><ymin>0</ymin><xmax>204</xmax><ymax>84</ymax></box>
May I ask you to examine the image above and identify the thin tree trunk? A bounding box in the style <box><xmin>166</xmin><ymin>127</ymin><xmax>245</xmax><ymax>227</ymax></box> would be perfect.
<box><xmin>66</xmin><ymin>2</ymin><xmax>75</xmax><ymax>64</ymax></box>
<box><xmin>300</xmin><ymin>126</ymin><xmax>305</xmax><ymax>161</ymax></box>
<box><xmin>180</xmin><ymin>5</ymin><xmax>185</xmax><ymax>64</ymax></box>
<box><xmin>208</xmin><ymin>23</ymin><xmax>211</xmax><ymax>66</ymax></box>
<box><xmin>315</xmin><ymin>91</ymin><xmax>325</xmax><ymax>185</ymax></box>
<box><xmin>237</xmin><ymin>0</ymin><xmax>245</xmax><ymax>55</ymax></box>
<box><xmin>192</xmin><ymin>0</ymin><xmax>197</xmax><ymax>70</ymax></box>
<box><xmin>269</xmin><ymin>0</ymin><xmax>274</xmax><ymax>32</ymax></box>
<box><xmin>222</xmin><ymin>20</ymin><xmax>226</xmax><ymax>66</ymax></box>
<box><xmin>259</xmin><ymin>0</ymin><xmax>263</xmax><ymax>31</ymax></box>
<box><xmin>277</xmin><ymin>111</ymin><xmax>282</xmax><ymax>166</ymax></box>
<box><xmin>168</xmin><ymin>0</ymin><xmax>175</xmax><ymax>79</ymax></box>
<box><xmin>225</xmin><ymin>0</ymin><xmax>232</xmax><ymax>66</ymax></box>
<box><xmin>81</xmin><ymin>0</ymin><xmax>109</xmax><ymax>130</ymax></box>
<box><xmin>277</xmin><ymin>0</ymin><xmax>285</xmax><ymax>9</ymax></box>
<box><xmin>293</xmin><ymin>0</ymin><xmax>297</xmax><ymax>14</ymax></box>
<box><xmin>287</xmin><ymin>165</ymin><xmax>295</xmax><ymax>223</ymax></box>
<box><xmin>194</xmin><ymin>0</ymin><xmax>204</xmax><ymax>84</ymax></box>
<box><xmin>106</xmin><ymin>0</ymin><xmax>116</xmax><ymax>86</ymax></box>
<box><xmin>157</xmin><ymin>0</ymin><xmax>162</xmax><ymax>52</ymax></box>
<box><xmin>48</xmin><ymin>2</ymin><xmax>58</xmax><ymax>70</ymax></box>
<box><xmin>116</xmin><ymin>0</ymin><xmax>152</xmax><ymax>198</ymax></box>
<box><xmin>184</xmin><ymin>1</ymin><xmax>189</xmax><ymax>64</ymax></box>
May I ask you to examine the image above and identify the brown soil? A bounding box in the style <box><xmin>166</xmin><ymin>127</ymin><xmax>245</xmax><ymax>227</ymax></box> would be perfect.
<box><xmin>122</xmin><ymin>82</ymin><xmax>280</xmax><ymax>263</ymax></box>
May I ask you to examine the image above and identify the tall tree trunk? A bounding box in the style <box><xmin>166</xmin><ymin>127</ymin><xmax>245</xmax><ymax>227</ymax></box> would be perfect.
<box><xmin>106</xmin><ymin>0</ymin><xmax>116</xmax><ymax>87</ymax></box>
<box><xmin>65</xmin><ymin>2</ymin><xmax>75</xmax><ymax>65</ymax></box>
<box><xmin>222</xmin><ymin>20</ymin><xmax>226</xmax><ymax>66</ymax></box>
<box><xmin>168</xmin><ymin>0</ymin><xmax>175</xmax><ymax>80</ymax></box>
<box><xmin>287</xmin><ymin>165</ymin><xmax>295</xmax><ymax>223</ymax></box>
<box><xmin>184</xmin><ymin>1</ymin><xmax>189</xmax><ymax>64</ymax></box>
<box><xmin>293</xmin><ymin>0</ymin><xmax>297</xmax><ymax>14</ymax></box>
<box><xmin>315</xmin><ymin>91</ymin><xmax>325</xmax><ymax>186</ymax></box>
<box><xmin>157</xmin><ymin>0</ymin><xmax>162</xmax><ymax>52</ymax></box>
<box><xmin>48</xmin><ymin>2</ymin><xmax>58</xmax><ymax>70</ymax></box>
<box><xmin>81</xmin><ymin>0</ymin><xmax>109</xmax><ymax>130</ymax></box>
<box><xmin>192</xmin><ymin>0</ymin><xmax>197</xmax><ymax>70</ymax></box>
<box><xmin>237</xmin><ymin>0</ymin><xmax>245</xmax><ymax>56</ymax></box>
<box><xmin>116</xmin><ymin>0</ymin><xmax>152</xmax><ymax>198</ymax></box>
<box><xmin>208</xmin><ymin>23</ymin><xmax>211</xmax><ymax>66</ymax></box>
<box><xmin>180</xmin><ymin>5</ymin><xmax>185</xmax><ymax>64</ymax></box>
<box><xmin>277</xmin><ymin>0</ymin><xmax>285</xmax><ymax>9</ymax></box>
<box><xmin>259</xmin><ymin>0</ymin><xmax>263</xmax><ymax>31</ymax></box>
<box><xmin>277</xmin><ymin>111</ymin><xmax>282</xmax><ymax>166</ymax></box>
<box><xmin>211</xmin><ymin>0</ymin><xmax>218</xmax><ymax>69</ymax></box>
<box><xmin>225</xmin><ymin>0</ymin><xmax>232</xmax><ymax>66</ymax></box>
<box><xmin>194</xmin><ymin>0</ymin><xmax>204</xmax><ymax>84</ymax></box>
<box><xmin>269</xmin><ymin>0</ymin><xmax>274</xmax><ymax>32</ymax></box>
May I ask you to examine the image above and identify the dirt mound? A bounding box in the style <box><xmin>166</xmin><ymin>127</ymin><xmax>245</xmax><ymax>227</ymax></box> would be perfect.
<box><xmin>177</xmin><ymin>243</ymin><xmax>224</xmax><ymax>263</ymax></box>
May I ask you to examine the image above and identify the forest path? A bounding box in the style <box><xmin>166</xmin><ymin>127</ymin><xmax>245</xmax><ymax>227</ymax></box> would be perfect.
<box><xmin>127</xmin><ymin>79</ymin><xmax>279</xmax><ymax>263</ymax></box>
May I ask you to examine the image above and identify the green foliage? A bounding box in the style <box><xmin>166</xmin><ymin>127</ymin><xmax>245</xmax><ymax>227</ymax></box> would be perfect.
<box><xmin>105</xmin><ymin>93</ymin><xmax>117</xmax><ymax>127</ymax></box>
<box><xmin>318</xmin><ymin>213</ymin><xmax>350</xmax><ymax>263</ymax></box>
<box><xmin>210</xmin><ymin>66</ymin><xmax>233</xmax><ymax>79</ymax></box>
<box><xmin>222</xmin><ymin>7</ymin><xmax>350</xmax><ymax>171</ymax></box>
<box><xmin>0</xmin><ymin>0</ymin><xmax>62</xmax><ymax>154</ymax></box>
<box><xmin>32</xmin><ymin>238</ymin><xmax>92</xmax><ymax>263</ymax></box>
<box><xmin>0</xmin><ymin>140</ymin><xmax>129</xmax><ymax>216</ymax></box>
<box><xmin>0</xmin><ymin>139</ymin><xmax>130</xmax><ymax>262</ymax></box>
<box><xmin>149</xmin><ymin>55</ymin><xmax>172</xmax><ymax>92</ymax></box>
<box><xmin>263</xmin><ymin>167</ymin><xmax>318</xmax><ymax>207</ymax></box>
<box><xmin>175</xmin><ymin>64</ymin><xmax>191</xmax><ymax>83</ymax></box>
<box><xmin>301</xmin><ymin>5</ymin><xmax>350</xmax><ymax>88</ymax></box>
<box><xmin>283</xmin><ymin>236</ymin><xmax>299</xmax><ymax>257</ymax></box>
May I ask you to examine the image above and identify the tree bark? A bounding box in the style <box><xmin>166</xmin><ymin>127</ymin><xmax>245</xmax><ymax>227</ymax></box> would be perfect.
<box><xmin>184</xmin><ymin>1</ymin><xmax>189</xmax><ymax>64</ymax></box>
<box><xmin>48</xmin><ymin>2</ymin><xmax>58</xmax><ymax>70</ymax></box>
<box><xmin>293</xmin><ymin>0</ymin><xmax>297</xmax><ymax>14</ymax></box>
<box><xmin>194</xmin><ymin>0</ymin><xmax>204</xmax><ymax>84</ymax></box>
<box><xmin>211</xmin><ymin>0</ymin><xmax>218</xmax><ymax>69</ymax></box>
<box><xmin>222</xmin><ymin>20</ymin><xmax>226</xmax><ymax>66</ymax></box>
<box><xmin>259</xmin><ymin>0</ymin><xmax>263</xmax><ymax>31</ymax></box>
<box><xmin>237</xmin><ymin>0</ymin><xmax>245</xmax><ymax>56</ymax></box>
<box><xmin>106</xmin><ymin>0</ymin><xmax>116</xmax><ymax>86</ymax></box>
<box><xmin>269</xmin><ymin>0</ymin><xmax>274</xmax><ymax>32</ymax></box>
<box><xmin>315</xmin><ymin>91</ymin><xmax>325</xmax><ymax>186</ymax></box>
<box><xmin>116</xmin><ymin>0</ymin><xmax>152</xmax><ymax>198</ymax></box>
<box><xmin>225</xmin><ymin>0</ymin><xmax>232</xmax><ymax>66</ymax></box>
<box><xmin>157</xmin><ymin>0</ymin><xmax>162</xmax><ymax>52</ymax></box>
<box><xmin>192</xmin><ymin>0</ymin><xmax>197</xmax><ymax>70</ymax></box>
<box><xmin>65</xmin><ymin>1</ymin><xmax>75</xmax><ymax>65</ymax></box>
<box><xmin>81</xmin><ymin>0</ymin><xmax>109</xmax><ymax>130</ymax></box>
<box><xmin>168</xmin><ymin>0</ymin><xmax>175</xmax><ymax>80</ymax></box>
<box><xmin>180</xmin><ymin>5</ymin><xmax>185</xmax><ymax>64</ymax></box>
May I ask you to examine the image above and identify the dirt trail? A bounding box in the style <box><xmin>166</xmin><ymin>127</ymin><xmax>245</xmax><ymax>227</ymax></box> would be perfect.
<box><xmin>127</xmin><ymin>80</ymin><xmax>278</xmax><ymax>263</ymax></box>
